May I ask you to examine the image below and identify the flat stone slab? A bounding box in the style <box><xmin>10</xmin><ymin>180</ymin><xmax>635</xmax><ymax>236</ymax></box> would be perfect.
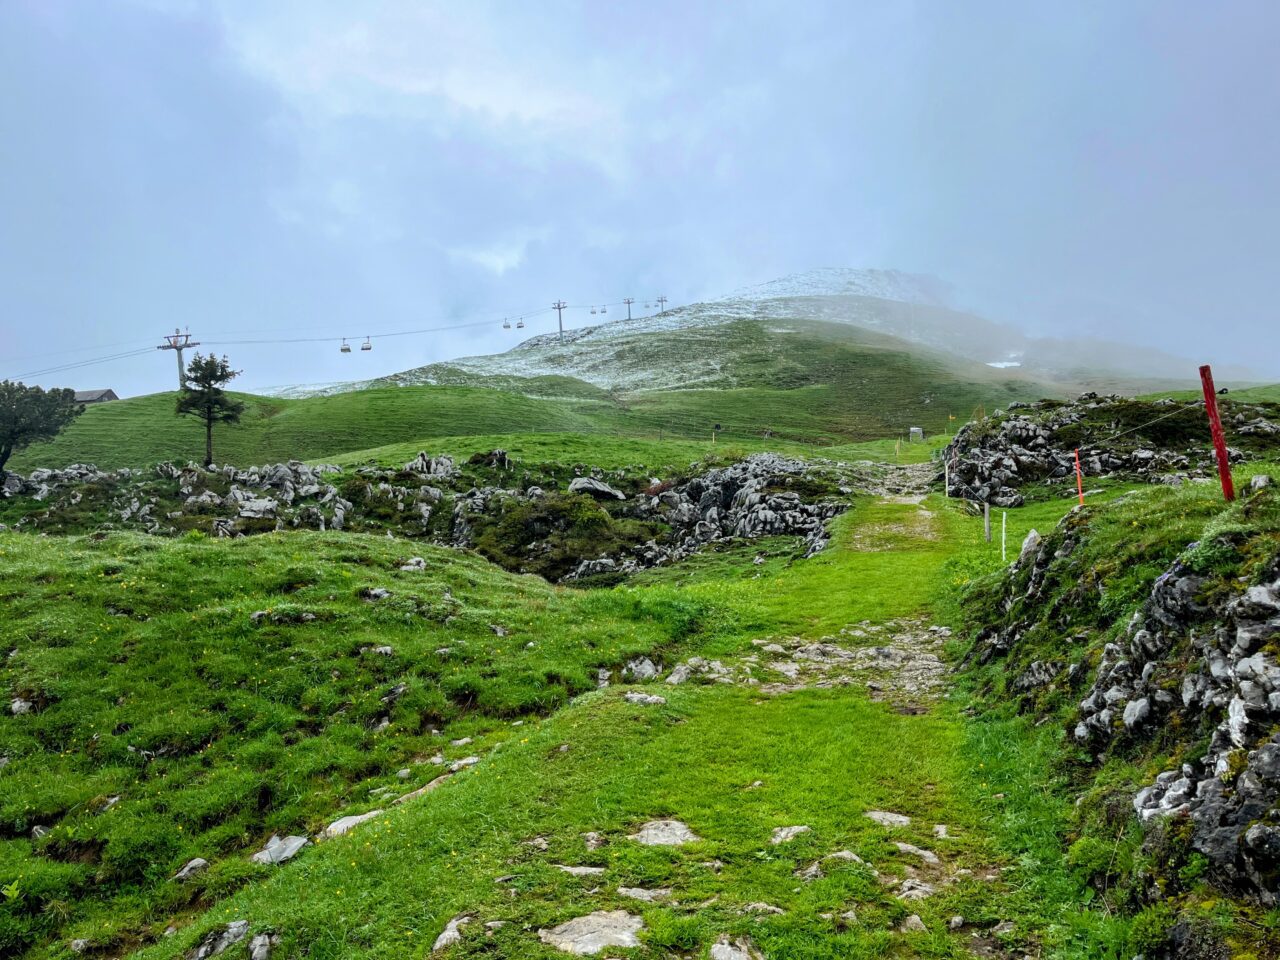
<box><xmin>894</xmin><ymin>841</ymin><xmax>939</xmax><ymax>864</ymax></box>
<box><xmin>617</xmin><ymin>886</ymin><xmax>670</xmax><ymax>902</ymax></box>
<box><xmin>555</xmin><ymin>864</ymin><xmax>606</xmax><ymax>876</ymax></box>
<box><xmin>538</xmin><ymin>910</ymin><xmax>644</xmax><ymax>954</ymax></box>
<box><xmin>623</xmin><ymin>691</ymin><xmax>666</xmax><ymax>706</ymax></box>
<box><xmin>395</xmin><ymin>773</ymin><xmax>452</xmax><ymax>805</ymax></box>
<box><xmin>710</xmin><ymin>936</ymin><xmax>765</xmax><ymax>960</ymax></box>
<box><xmin>251</xmin><ymin>834</ymin><xmax>309</xmax><ymax>865</ymax></box>
<box><xmin>324</xmin><ymin>810</ymin><xmax>383</xmax><ymax>838</ymax></box>
<box><xmin>864</xmin><ymin>810</ymin><xmax>911</xmax><ymax>827</ymax></box>
<box><xmin>770</xmin><ymin>824</ymin><xmax>810</xmax><ymax>844</ymax></box>
<box><xmin>629</xmin><ymin>819</ymin><xmax>699</xmax><ymax>846</ymax></box>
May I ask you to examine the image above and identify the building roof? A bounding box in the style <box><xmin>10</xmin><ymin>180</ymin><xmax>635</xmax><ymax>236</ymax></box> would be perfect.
<box><xmin>74</xmin><ymin>389</ymin><xmax>118</xmax><ymax>403</ymax></box>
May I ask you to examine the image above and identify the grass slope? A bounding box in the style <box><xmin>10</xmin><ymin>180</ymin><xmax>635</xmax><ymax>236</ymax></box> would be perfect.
<box><xmin>1</xmin><ymin>480</ymin><xmax>1139</xmax><ymax>959</ymax></box>
<box><xmin>0</xmin><ymin>531</ymin><xmax>715</xmax><ymax>957</ymax></box>
<box><xmin>12</xmin><ymin>323</ymin><xmax>1047</xmax><ymax>472</ymax></box>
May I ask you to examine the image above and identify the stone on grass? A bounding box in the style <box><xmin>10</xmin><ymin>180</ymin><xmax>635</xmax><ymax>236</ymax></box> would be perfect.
<box><xmin>249</xmin><ymin>934</ymin><xmax>276</xmax><ymax>960</ymax></box>
<box><xmin>710</xmin><ymin>936</ymin><xmax>765</xmax><ymax>960</ymax></box>
<box><xmin>630</xmin><ymin>819</ymin><xmax>699</xmax><ymax>845</ymax></box>
<box><xmin>743</xmin><ymin>902</ymin><xmax>785</xmax><ymax>915</ymax></box>
<box><xmin>899</xmin><ymin>914</ymin><xmax>927</xmax><ymax>933</ymax></box>
<box><xmin>400</xmin><ymin>557</ymin><xmax>426</xmax><ymax>571</ymax></box>
<box><xmin>932</xmin><ymin>824</ymin><xmax>949</xmax><ymax>839</ymax></box>
<box><xmin>323</xmin><ymin>809</ymin><xmax>382</xmax><ymax>838</ymax></box>
<box><xmin>623</xmin><ymin>657</ymin><xmax>659</xmax><ymax>681</ymax></box>
<box><xmin>538</xmin><ymin>910</ymin><xmax>643</xmax><ymax>954</ymax></box>
<box><xmin>188</xmin><ymin>920</ymin><xmax>248</xmax><ymax>958</ymax></box>
<box><xmin>623</xmin><ymin>691</ymin><xmax>666</xmax><ymax>706</ymax></box>
<box><xmin>897</xmin><ymin>878</ymin><xmax>936</xmax><ymax>901</ymax></box>
<box><xmin>948</xmin><ymin>915</ymin><xmax>965</xmax><ymax>930</ymax></box>
<box><xmin>395</xmin><ymin>773</ymin><xmax>452</xmax><ymax>804</ymax></box>
<box><xmin>771</xmin><ymin>824</ymin><xmax>810</xmax><ymax>844</ymax></box>
<box><xmin>825</xmin><ymin>850</ymin><xmax>863</xmax><ymax>864</ymax></box>
<box><xmin>864</xmin><ymin>810</ymin><xmax>911</xmax><ymax>827</ymax></box>
<box><xmin>666</xmin><ymin>663</ymin><xmax>692</xmax><ymax>685</ymax></box>
<box><xmin>238</xmin><ymin>498</ymin><xmax>278</xmax><ymax>519</ymax></box>
<box><xmin>893</xmin><ymin>841</ymin><xmax>939</xmax><ymax>864</ymax></box>
<box><xmin>617</xmin><ymin>886</ymin><xmax>670</xmax><ymax>902</ymax></box>
<box><xmin>449</xmin><ymin>756</ymin><xmax>479</xmax><ymax>772</ymax></box>
<box><xmin>251</xmin><ymin>834</ymin><xmax>309</xmax><ymax>865</ymax></box>
<box><xmin>173</xmin><ymin>857</ymin><xmax>209</xmax><ymax>881</ymax></box>
<box><xmin>432</xmin><ymin>915</ymin><xmax>471</xmax><ymax>952</ymax></box>
<box><xmin>555</xmin><ymin>864</ymin><xmax>606</xmax><ymax>876</ymax></box>
<box><xmin>567</xmin><ymin>477</ymin><xmax>626</xmax><ymax>501</ymax></box>
<box><xmin>70</xmin><ymin>941</ymin><xmax>90</xmax><ymax>954</ymax></box>
<box><xmin>10</xmin><ymin>698</ymin><xmax>33</xmax><ymax>716</ymax></box>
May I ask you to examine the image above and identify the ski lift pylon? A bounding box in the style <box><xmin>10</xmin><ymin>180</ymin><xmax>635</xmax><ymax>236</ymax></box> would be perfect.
<box><xmin>361</xmin><ymin>337</ymin><xmax>372</xmax><ymax>351</ymax></box>
<box><xmin>340</xmin><ymin>338</ymin><xmax>351</xmax><ymax>353</ymax></box>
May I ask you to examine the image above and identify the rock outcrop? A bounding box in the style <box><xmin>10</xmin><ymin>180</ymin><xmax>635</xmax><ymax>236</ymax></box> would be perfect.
<box><xmin>942</xmin><ymin>394</ymin><xmax>1276</xmax><ymax>505</ymax></box>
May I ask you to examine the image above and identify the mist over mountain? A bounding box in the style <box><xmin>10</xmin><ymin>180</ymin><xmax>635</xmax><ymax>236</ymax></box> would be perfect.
<box><xmin>272</xmin><ymin>268</ymin><xmax>1255</xmax><ymax>399</ymax></box>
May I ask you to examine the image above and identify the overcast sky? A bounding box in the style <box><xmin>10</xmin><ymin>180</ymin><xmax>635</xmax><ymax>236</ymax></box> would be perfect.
<box><xmin>2</xmin><ymin>0</ymin><xmax>1277</xmax><ymax>396</ymax></box>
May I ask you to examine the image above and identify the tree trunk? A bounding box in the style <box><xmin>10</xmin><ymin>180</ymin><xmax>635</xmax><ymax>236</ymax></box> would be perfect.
<box><xmin>0</xmin><ymin>444</ymin><xmax>11</xmax><ymax>478</ymax></box>
<box><xmin>204</xmin><ymin>418</ymin><xmax>214</xmax><ymax>468</ymax></box>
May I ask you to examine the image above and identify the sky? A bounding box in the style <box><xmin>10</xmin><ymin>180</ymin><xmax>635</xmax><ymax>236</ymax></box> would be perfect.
<box><xmin>1</xmin><ymin>0</ymin><xmax>1277</xmax><ymax>396</ymax></box>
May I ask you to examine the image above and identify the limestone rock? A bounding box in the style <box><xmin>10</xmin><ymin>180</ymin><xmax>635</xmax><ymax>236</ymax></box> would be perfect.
<box><xmin>864</xmin><ymin>810</ymin><xmax>911</xmax><ymax>827</ymax></box>
<box><xmin>173</xmin><ymin>857</ymin><xmax>209</xmax><ymax>881</ymax></box>
<box><xmin>623</xmin><ymin>691</ymin><xmax>666</xmax><ymax>706</ymax></box>
<box><xmin>432</xmin><ymin>915</ymin><xmax>471</xmax><ymax>952</ymax></box>
<box><xmin>630</xmin><ymin>819</ymin><xmax>699</xmax><ymax>846</ymax></box>
<box><xmin>770</xmin><ymin>824</ymin><xmax>811</xmax><ymax>844</ymax></box>
<box><xmin>622</xmin><ymin>656</ymin><xmax>659</xmax><ymax>681</ymax></box>
<box><xmin>617</xmin><ymin>886</ymin><xmax>670</xmax><ymax>901</ymax></box>
<box><xmin>324</xmin><ymin>810</ymin><xmax>383</xmax><ymax>838</ymax></box>
<box><xmin>537</xmin><ymin>910</ymin><xmax>644</xmax><ymax>954</ymax></box>
<box><xmin>893</xmin><ymin>841</ymin><xmax>939</xmax><ymax>864</ymax></box>
<box><xmin>188</xmin><ymin>920</ymin><xmax>248</xmax><ymax>958</ymax></box>
<box><xmin>555</xmin><ymin>864</ymin><xmax>606</xmax><ymax>876</ymax></box>
<box><xmin>710</xmin><ymin>936</ymin><xmax>765</xmax><ymax>960</ymax></box>
<box><xmin>251</xmin><ymin>834</ymin><xmax>309</xmax><ymax>865</ymax></box>
<box><xmin>568</xmin><ymin>477</ymin><xmax>626</xmax><ymax>500</ymax></box>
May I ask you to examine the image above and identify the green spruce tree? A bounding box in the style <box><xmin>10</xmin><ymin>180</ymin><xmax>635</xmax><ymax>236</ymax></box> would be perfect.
<box><xmin>176</xmin><ymin>354</ymin><xmax>245</xmax><ymax>467</ymax></box>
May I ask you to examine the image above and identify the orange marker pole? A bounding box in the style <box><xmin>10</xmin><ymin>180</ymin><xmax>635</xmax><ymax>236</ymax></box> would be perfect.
<box><xmin>1074</xmin><ymin>448</ymin><xmax>1085</xmax><ymax>506</ymax></box>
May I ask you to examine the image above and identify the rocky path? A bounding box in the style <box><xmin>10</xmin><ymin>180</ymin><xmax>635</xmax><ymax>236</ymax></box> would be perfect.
<box><xmin>142</xmin><ymin>478</ymin><xmax>1033</xmax><ymax>960</ymax></box>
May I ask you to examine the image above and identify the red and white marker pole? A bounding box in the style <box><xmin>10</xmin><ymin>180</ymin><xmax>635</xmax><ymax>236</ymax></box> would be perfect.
<box><xmin>1199</xmin><ymin>364</ymin><xmax>1235</xmax><ymax>502</ymax></box>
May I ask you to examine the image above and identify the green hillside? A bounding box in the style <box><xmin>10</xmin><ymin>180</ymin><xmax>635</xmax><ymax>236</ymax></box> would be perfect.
<box><xmin>1</xmin><ymin>491</ymin><xmax>1131</xmax><ymax>960</ymax></box>
<box><xmin>12</xmin><ymin>322</ymin><xmax>1046</xmax><ymax>471</ymax></box>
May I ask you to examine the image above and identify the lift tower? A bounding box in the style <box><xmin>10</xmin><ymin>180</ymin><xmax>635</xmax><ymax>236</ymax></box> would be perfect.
<box><xmin>158</xmin><ymin>329</ymin><xmax>200</xmax><ymax>390</ymax></box>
